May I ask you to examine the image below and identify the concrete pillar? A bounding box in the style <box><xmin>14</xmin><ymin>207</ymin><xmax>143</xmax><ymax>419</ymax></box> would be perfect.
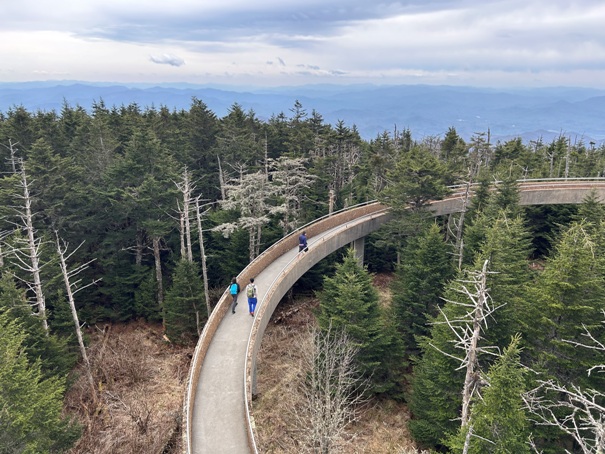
<box><xmin>352</xmin><ymin>237</ymin><xmax>365</xmax><ymax>264</ymax></box>
<box><xmin>251</xmin><ymin>362</ymin><xmax>257</xmax><ymax>397</ymax></box>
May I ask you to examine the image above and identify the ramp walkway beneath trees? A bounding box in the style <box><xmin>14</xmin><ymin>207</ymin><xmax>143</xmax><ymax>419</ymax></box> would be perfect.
<box><xmin>184</xmin><ymin>178</ymin><xmax>605</xmax><ymax>454</ymax></box>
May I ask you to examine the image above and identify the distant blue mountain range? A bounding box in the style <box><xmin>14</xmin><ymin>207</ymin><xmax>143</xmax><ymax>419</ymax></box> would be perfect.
<box><xmin>1</xmin><ymin>81</ymin><xmax>604</xmax><ymax>144</ymax></box>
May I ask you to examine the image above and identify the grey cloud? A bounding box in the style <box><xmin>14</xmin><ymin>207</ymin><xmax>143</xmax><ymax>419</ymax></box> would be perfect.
<box><xmin>149</xmin><ymin>54</ymin><xmax>185</xmax><ymax>67</ymax></box>
<box><xmin>71</xmin><ymin>1</ymin><xmax>452</xmax><ymax>46</ymax></box>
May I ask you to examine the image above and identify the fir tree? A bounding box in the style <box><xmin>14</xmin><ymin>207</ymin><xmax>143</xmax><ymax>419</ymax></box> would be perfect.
<box><xmin>524</xmin><ymin>222</ymin><xmax>605</xmax><ymax>391</ymax></box>
<box><xmin>446</xmin><ymin>335</ymin><xmax>531</xmax><ymax>454</ymax></box>
<box><xmin>0</xmin><ymin>311</ymin><xmax>81</xmax><ymax>453</ymax></box>
<box><xmin>316</xmin><ymin>248</ymin><xmax>403</xmax><ymax>395</ymax></box>
<box><xmin>163</xmin><ymin>259</ymin><xmax>205</xmax><ymax>344</ymax></box>
<box><xmin>391</xmin><ymin>223</ymin><xmax>455</xmax><ymax>358</ymax></box>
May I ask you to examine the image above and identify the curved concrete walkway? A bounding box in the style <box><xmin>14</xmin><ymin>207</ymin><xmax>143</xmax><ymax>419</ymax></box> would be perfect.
<box><xmin>185</xmin><ymin>179</ymin><xmax>605</xmax><ymax>454</ymax></box>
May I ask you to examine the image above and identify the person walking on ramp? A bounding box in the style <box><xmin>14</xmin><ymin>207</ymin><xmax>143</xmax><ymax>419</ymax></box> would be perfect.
<box><xmin>246</xmin><ymin>278</ymin><xmax>258</xmax><ymax>317</ymax></box>
<box><xmin>298</xmin><ymin>230</ymin><xmax>308</xmax><ymax>253</ymax></box>
<box><xmin>229</xmin><ymin>277</ymin><xmax>240</xmax><ymax>314</ymax></box>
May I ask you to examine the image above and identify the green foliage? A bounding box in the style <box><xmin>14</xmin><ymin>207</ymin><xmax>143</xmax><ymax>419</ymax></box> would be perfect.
<box><xmin>472</xmin><ymin>214</ymin><xmax>534</xmax><ymax>350</ymax></box>
<box><xmin>524</xmin><ymin>222</ymin><xmax>605</xmax><ymax>390</ymax></box>
<box><xmin>391</xmin><ymin>223</ymin><xmax>455</xmax><ymax>358</ymax></box>
<box><xmin>0</xmin><ymin>311</ymin><xmax>81</xmax><ymax>453</ymax></box>
<box><xmin>407</xmin><ymin>298</ymin><xmax>465</xmax><ymax>448</ymax></box>
<box><xmin>0</xmin><ymin>274</ymin><xmax>76</xmax><ymax>379</ymax></box>
<box><xmin>316</xmin><ymin>249</ymin><xmax>404</xmax><ymax>395</ymax></box>
<box><xmin>446</xmin><ymin>335</ymin><xmax>531</xmax><ymax>454</ymax></box>
<box><xmin>134</xmin><ymin>270</ymin><xmax>162</xmax><ymax>322</ymax></box>
<box><xmin>163</xmin><ymin>260</ymin><xmax>205</xmax><ymax>344</ymax></box>
<box><xmin>380</xmin><ymin>144</ymin><xmax>450</xmax><ymax>214</ymax></box>
<box><xmin>523</xmin><ymin>204</ymin><xmax>578</xmax><ymax>258</ymax></box>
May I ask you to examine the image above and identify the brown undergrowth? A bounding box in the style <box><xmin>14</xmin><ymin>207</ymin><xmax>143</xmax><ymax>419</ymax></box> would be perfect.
<box><xmin>64</xmin><ymin>320</ymin><xmax>192</xmax><ymax>454</ymax></box>
<box><xmin>253</xmin><ymin>274</ymin><xmax>423</xmax><ymax>453</ymax></box>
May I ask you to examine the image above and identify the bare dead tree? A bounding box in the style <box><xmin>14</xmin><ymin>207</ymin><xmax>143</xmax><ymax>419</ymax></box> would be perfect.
<box><xmin>174</xmin><ymin>168</ymin><xmax>194</xmax><ymax>262</ymax></box>
<box><xmin>447</xmin><ymin>179</ymin><xmax>473</xmax><ymax>271</ymax></box>
<box><xmin>292</xmin><ymin>324</ymin><xmax>370</xmax><ymax>454</ymax></box>
<box><xmin>194</xmin><ymin>196</ymin><xmax>212</xmax><ymax>316</ymax></box>
<box><xmin>55</xmin><ymin>232</ymin><xmax>101</xmax><ymax>400</ymax></box>
<box><xmin>213</xmin><ymin>168</ymin><xmax>280</xmax><ymax>261</ymax></box>
<box><xmin>431</xmin><ymin>260</ymin><xmax>503</xmax><ymax>428</ymax></box>
<box><xmin>217</xmin><ymin>154</ymin><xmax>226</xmax><ymax>201</ymax></box>
<box><xmin>4</xmin><ymin>160</ymin><xmax>49</xmax><ymax>331</ymax></box>
<box><xmin>524</xmin><ymin>310</ymin><xmax>605</xmax><ymax>453</ymax></box>
<box><xmin>151</xmin><ymin>236</ymin><xmax>164</xmax><ymax>307</ymax></box>
<box><xmin>177</xmin><ymin>199</ymin><xmax>186</xmax><ymax>259</ymax></box>
<box><xmin>2</xmin><ymin>138</ymin><xmax>20</xmax><ymax>173</ymax></box>
<box><xmin>270</xmin><ymin>156</ymin><xmax>317</xmax><ymax>235</ymax></box>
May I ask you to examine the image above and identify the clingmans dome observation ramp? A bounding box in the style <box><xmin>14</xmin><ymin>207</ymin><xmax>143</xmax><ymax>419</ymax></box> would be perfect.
<box><xmin>183</xmin><ymin>178</ymin><xmax>605</xmax><ymax>454</ymax></box>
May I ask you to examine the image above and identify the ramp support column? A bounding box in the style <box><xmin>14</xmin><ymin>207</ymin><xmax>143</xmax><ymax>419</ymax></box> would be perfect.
<box><xmin>352</xmin><ymin>237</ymin><xmax>365</xmax><ymax>265</ymax></box>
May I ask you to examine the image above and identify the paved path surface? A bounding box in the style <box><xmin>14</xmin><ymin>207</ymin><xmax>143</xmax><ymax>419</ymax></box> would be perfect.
<box><xmin>191</xmin><ymin>238</ymin><xmax>309</xmax><ymax>454</ymax></box>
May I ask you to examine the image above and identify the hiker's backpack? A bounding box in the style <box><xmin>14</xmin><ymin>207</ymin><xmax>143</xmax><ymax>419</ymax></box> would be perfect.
<box><xmin>247</xmin><ymin>284</ymin><xmax>255</xmax><ymax>298</ymax></box>
<box><xmin>230</xmin><ymin>283</ymin><xmax>238</xmax><ymax>295</ymax></box>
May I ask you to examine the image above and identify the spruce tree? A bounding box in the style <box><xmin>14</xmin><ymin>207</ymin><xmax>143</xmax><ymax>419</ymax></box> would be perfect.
<box><xmin>0</xmin><ymin>311</ymin><xmax>81</xmax><ymax>453</ymax></box>
<box><xmin>317</xmin><ymin>248</ymin><xmax>403</xmax><ymax>395</ymax></box>
<box><xmin>163</xmin><ymin>259</ymin><xmax>205</xmax><ymax>344</ymax></box>
<box><xmin>524</xmin><ymin>222</ymin><xmax>605</xmax><ymax>391</ymax></box>
<box><xmin>391</xmin><ymin>223</ymin><xmax>455</xmax><ymax>358</ymax></box>
<box><xmin>446</xmin><ymin>335</ymin><xmax>531</xmax><ymax>454</ymax></box>
<box><xmin>407</xmin><ymin>293</ymin><xmax>465</xmax><ymax>448</ymax></box>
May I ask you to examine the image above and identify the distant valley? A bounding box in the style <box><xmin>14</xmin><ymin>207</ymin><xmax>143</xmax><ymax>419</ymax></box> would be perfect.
<box><xmin>1</xmin><ymin>81</ymin><xmax>604</xmax><ymax>144</ymax></box>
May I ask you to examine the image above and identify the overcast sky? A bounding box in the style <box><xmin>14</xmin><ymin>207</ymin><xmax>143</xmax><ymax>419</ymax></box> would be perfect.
<box><xmin>1</xmin><ymin>0</ymin><xmax>605</xmax><ymax>88</ymax></box>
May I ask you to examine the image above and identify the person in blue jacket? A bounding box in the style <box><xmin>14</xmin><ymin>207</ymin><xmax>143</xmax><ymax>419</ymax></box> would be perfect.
<box><xmin>298</xmin><ymin>231</ymin><xmax>308</xmax><ymax>253</ymax></box>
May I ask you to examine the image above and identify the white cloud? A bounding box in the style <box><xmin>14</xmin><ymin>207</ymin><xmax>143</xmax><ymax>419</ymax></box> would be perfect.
<box><xmin>1</xmin><ymin>0</ymin><xmax>605</xmax><ymax>87</ymax></box>
<box><xmin>149</xmin><ymin>54</ymin><xmax>185</xmax><ymax>67</ymax></box>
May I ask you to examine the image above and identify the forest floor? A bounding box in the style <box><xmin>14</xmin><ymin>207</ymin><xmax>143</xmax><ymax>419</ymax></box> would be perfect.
<box><xmin>64</xmin><ymin>320</ymin><xmax>190</xmax><ymax>454</ymax></box>
<box><xmin>63</xmin><ymin>273</ymin><xmax>421</xmax><ymax>453</ymax></box>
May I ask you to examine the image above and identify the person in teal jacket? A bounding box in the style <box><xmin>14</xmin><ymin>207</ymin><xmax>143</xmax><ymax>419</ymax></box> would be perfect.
<box><xmin>229</xmin><ymin>277</ymin><xmax>240</xmax><ymax>314</ymax></box>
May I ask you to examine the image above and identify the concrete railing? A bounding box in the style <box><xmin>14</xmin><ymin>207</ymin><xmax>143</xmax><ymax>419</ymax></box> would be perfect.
<box><xmin>429</xmin><ymin>179</ymin><xmax>605</xmax><ymax>216</ymax></box>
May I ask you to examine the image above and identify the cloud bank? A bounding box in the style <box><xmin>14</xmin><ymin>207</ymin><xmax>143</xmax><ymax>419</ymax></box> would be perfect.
<box><xmin>1</xmin><ymin>0</ymin><xmax>604</xmax><ymax>87</ymax></box>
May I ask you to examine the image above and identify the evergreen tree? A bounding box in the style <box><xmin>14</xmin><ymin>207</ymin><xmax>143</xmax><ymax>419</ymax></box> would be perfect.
<box><xmin>0</xmin><ymin>273</ymin><xmax>76</xmax><ymax>379</ymax></box>
<box><xmin>524</xmin><ymin>222</ymin><xmax>605</xmax><ymax>391</ymax></box>
<box><xmin>380</xmin><ymin>144</ymin><xmax>450</xmax><ymax>215</ymax></box>
<box><xmin>316</xmin><ymin>248</ymin><xmax>403</xmax><ymax>395</ymax></box>
<box><xmin>0</xmin><ymin>310</ymin><xmax>80</xmax><ymax>453</ymax></box>
<box><xmin>163</xmin><ymin>260</ymin><xmax>205</xmax><ymax>344</ymax></box>
<box><xmin>407</xmin><ymin>294</ymin><xmax>465</xmax><ymax>448</ymax></box>
<box><xmin>573</xmin><ymin>189</ymin><xmax>605</xmax><ymax>228</ymax></box>
<box><xmin>473</xmin><ymin>214</ymin><xmax>534</xmax><ymax>350</ymax></box>
<box><xmin>446</xmin><ymin>335</ymin><xmax>531</xmax><ymax>454</ymax></box>
<box><xmin>391</xmin><ymin>223</ymin><xmax>455</xmax><ymax>358</ymax></box>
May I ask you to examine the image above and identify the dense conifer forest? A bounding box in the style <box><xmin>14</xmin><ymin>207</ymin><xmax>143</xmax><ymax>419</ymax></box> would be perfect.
<box><xmin>0</xmin><ymin>98</ymin><xmax>604</xmax><ymax>453</ymax></box>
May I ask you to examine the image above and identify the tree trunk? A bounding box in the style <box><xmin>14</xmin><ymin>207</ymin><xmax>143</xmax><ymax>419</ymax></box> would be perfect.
<box><xmin>179</xmin><ymin>207</ymin><xmax>186</xmax><ymax>260</ymax></box>
<box><xmin>217</xmin><ymin>155</ymin><xmax>226</xmax><ymax>201</ymax></box>
<box><xmin>461</xmin><ymin>260</ymin><xmax>489</xmax><ymax>427</ymax></box>
<box><xmin>20</xmin><ymin>163</ymin><xmax>48</xmax><ymax>332</ymax></box>
<box><xmin>135</xmin><ymin>229</ymin><xmax>144</xmax><ymax>266</ymax></box>
<box><xmin>455</xmin><ymin>181</ymin><xmax>472</xmax><ymax>271</ymax></box>
<box><xmin>152</xmin><ymin>236</ymin><xmax>164</xmax><ymax>307</ymax></box>
<box><xmin>195</xmin><ymin>199</ymin><xmax>211</xmax><ymax>316</ymax></box>
<box><xmin>182</xmin><ymin>171</ymin><xmax>194</xmax><ymax>262</ymax></box>
<box><xmin>56</xmin><ymin>234</ymin><xmax>96</xmax><ymax>401</ymax></box>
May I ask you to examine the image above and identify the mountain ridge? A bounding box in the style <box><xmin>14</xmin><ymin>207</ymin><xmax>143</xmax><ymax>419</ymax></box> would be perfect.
<box><xmin>1</xmin><ymin>82</ymin><xmax>604</xmax><ymax>144</ymax></box>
